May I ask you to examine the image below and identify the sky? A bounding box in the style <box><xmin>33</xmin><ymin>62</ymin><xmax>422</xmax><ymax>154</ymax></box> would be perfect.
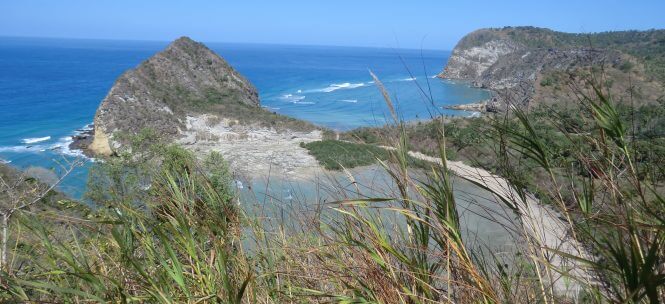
<box><xmin>2</xmin><ymin>1</ymin><xmax>664</xmax><ymax>50</ymax></box>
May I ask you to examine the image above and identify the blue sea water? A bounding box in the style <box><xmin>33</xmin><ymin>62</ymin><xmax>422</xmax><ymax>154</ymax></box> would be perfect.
<box><xmin>0</xmin><ymin>37</ymin><xmax>489</xmax><ymax>198</ymax></box>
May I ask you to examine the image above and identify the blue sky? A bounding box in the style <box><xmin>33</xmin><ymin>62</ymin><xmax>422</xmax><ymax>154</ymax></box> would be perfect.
<box><xmin>2</xmin><ymin>1</ymin><xmax>664</xmax><ymax>50</ymax></box>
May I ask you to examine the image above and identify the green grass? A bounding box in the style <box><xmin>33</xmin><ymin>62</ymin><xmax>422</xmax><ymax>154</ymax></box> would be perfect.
<box><xmin>301</xmin><ymin>140</ymin><xmax>390</xmax><ymax>170</ymax></box>
<box><xmin>302</xmin><ymin>139</ymin><xmax>430</xmax><ymax>170</ymax></box>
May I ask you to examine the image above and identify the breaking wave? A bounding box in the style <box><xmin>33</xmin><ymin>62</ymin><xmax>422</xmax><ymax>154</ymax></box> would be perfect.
<box><xmin>315</xmin><ymin>82</ymin><xmax>367</xmax><ymax>93</ymax></box>
<box><xmin>51</xmin><ymin>136</ymin><xmax>86</xmax><ymax>158</ymax></box>
<box><xmin>0</xmin><ymin>123</ymin><xmax>93</xmax><ymax>159</ymax></box>
<box><xmin>280</xmin><ymin>93</ymin><xmax>306</xmax><ymax>101</ymax></box>
<box><xmin>278</xmin><ymin>94</ymin><xmax>315</xmax><ymax>105</ymax></box>
<box><xmin>0</xmin><ymin>138</ymin><xmax>84</xmax><ymax>158</ymax></box>
<box><xmin>280</xmin><ymin>94</ymin><xmax>307</xmax><ymax>103</ymax></box>
<box><xmin>22</xmin><ymin>136</ymin><xmax>51</xmax><ymax>144</ymax></box>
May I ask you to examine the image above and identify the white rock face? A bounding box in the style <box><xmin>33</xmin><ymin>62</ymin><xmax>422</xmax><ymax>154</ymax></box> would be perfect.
<box><xmin>442</xmin><ymin>39</ymin><xmax>518</xmax><ymax>79</ymax></box>
<box><xmin>178</xmin><ymin>114</ymin><xmax>323</xmax><ymax>179</ymax></box>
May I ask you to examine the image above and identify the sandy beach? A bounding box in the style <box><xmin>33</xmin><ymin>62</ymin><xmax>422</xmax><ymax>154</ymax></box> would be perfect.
<box><xmin>404</xmin><ymin>150</ymin><xmax>590</xmax><ymax>296</ymax></box>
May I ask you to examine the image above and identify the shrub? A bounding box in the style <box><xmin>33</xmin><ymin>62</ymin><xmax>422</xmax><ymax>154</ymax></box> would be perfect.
<box><xmin>619</xmin><ymin>60</ymin><xmax>634</xmax><ymax>72</ymax></box>
<box><xmin>302</xmin><ymin>140</ymin><xmax>390</xmax><ymax>170</ymax></box>
<box><xmin>302</xmin><ymin>140</ymin><xmax>429</xmax><ymax>170</ymax></box>
<box><xmin>540</xmin><ymin>77</ymin><xmax>555</xmax><ymax>86</ymax></box>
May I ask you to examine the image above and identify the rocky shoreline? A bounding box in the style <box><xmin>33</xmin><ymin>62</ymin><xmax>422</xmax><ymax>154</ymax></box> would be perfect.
<box><xmin>443</xmin><ymin>97</ymin><xmax>502</xmax><ymax>113</ymax></box>
<box><xmin>69</xmin><ymin>118</ymin><xmax>324</xmax><ymax>180</ymax></box>
<box><xmin>444</xmin><ymin>102</ymin><xmax>487</xmax><ymax>112</ymax></box>
<box><xmin>177</xmin><ymin>114</ymin><xmax>323</xmax><ymax>179</ymax></box>
<box><xmin>68</xmin><ymin>124</ymin><xmax>97</xmax><ymax>158</ymax></box>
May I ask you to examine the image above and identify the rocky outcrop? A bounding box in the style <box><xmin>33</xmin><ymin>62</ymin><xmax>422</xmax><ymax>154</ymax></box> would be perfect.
<box><xmin>90</xmin><ymin>36</ymin><xmax>260</xmax><ymax>154</ymax></box>
<box><xmin>89</xmin><ymin>126</ymin><xmax>113</xmax><ymax>156</ymax></box>
<box><xmin>443</xmin><ymin>98</ymin><xmax>502</xmax><ymax>113</ymax></box>
<box><xmin>439</xmin><ymin>27</ymin><xmax>665</xmax><ymax>108</ymax></box>
<box><xmin>81</xmin><ymin>36</ymin><xmax>322</xmax><ymax>178</ymax></box>
<box><xmin>177</xmin><ymin>114</ymin><xmax>322</xmax><ymax>178</ymax></box>
<box><xmin>441</xmin><ymin>36</ymin><xmax>519</xmax><ymax>81</ymax></box>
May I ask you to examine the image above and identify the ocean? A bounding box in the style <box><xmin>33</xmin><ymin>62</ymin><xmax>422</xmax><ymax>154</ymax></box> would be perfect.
<box><xmin>0</xmin><ymin>37</ymin><xmax>489</xmax><ymax>198</ymax></box>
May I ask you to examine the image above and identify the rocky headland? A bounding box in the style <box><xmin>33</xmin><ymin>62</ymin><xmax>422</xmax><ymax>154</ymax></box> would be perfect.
<box><xmin>75</xmin><ymin>37</ymin><xmax>323</xmax><ymax>178</ymax></box>
<box><xmin>439</xmin><ymin>26</ymin><xmax>665</xmax><ymax>110</ymax></box>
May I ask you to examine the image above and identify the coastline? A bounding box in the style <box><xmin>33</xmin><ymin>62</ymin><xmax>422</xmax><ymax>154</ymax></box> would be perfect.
<box><xmin>70</xmin><ymin>115</ymin><xmax>325</xmax><ymax>181</ymax></box>
<box><xmin>443</xmin><ymin>101</ymin><xmax>488</xmax><ymax>112</ymax></box>
<box><xmin>68</xmin><ymin>124</ymin><xmax>96</xmax><ymax>158</ymax></box>
<box><xmin>178</xmin><ymin>115</ymin><xmax>323</xmax><ymax>179</ymax></box>
<box><xmin>437</xmin><ymin>74</ymin><xmax>501</xmax><ymax>113</ymax></box>
<box><xmin>442</xmin><ymin>98</ymin><xmax>502</xmax><ymax>113</ymax></box>
<box><xmin>383</xmin><ymin>147</ymin><xmax>590</xmax><ymax>295</ymax></box>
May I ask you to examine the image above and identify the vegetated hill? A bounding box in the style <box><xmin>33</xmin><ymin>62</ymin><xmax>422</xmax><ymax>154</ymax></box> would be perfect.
<box><xmin>439</xmin><ymin>26</ymin><xmax>665</xmax><ymax>109</ymax></box>
<box><xmin>89</xmin><ymin>36</ymin><xmax>317</xmax><ymax>156</ymax></box>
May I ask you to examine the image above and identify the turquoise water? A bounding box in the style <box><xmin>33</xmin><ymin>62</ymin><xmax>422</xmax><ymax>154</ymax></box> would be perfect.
<box><xmin>0</xmin><ymin>37</ymin><xmax>489</xmax><ymax>198</ymax></box>
<box><xmin>239</xmin><ymin>166</ymin><xmax>517</xmax><ymax>251</ymax></box>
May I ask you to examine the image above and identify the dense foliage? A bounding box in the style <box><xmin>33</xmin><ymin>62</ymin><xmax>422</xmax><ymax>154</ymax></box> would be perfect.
<box><xmin>341</xmin><ymin>99</ymin><xmax>665</xmax><ymax>189</ymax></box>
<box><xmin>2</xmin><ymin>134</ymin><xmax>243</xmax><ymax>302</ymax></box>
<box><xmin>301</xmin><ymin>139</ymin><xmax>427</xmax><ymax>170</ymax></box>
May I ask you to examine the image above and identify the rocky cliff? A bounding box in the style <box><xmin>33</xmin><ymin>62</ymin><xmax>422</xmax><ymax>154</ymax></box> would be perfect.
<box><xmin>91</xmin><ymin>37</ymin><xmax>260</xmax><ymax>155</ymax></box>
<box><xmin>439</xmin><ymin>27</ymin><xmax>665</xmax><ymax>108</ymax></box>
<box><xmin>83</xmin><ymin>37</ymin><xmax>322</xmax><ymax>178</ymax></box>
<box><xmin>88</xmin><ymin>37</ymin><xmax>315</xmax><ymax>156</ymax></box>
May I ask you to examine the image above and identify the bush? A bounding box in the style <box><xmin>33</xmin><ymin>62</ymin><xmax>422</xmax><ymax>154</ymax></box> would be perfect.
<box><xmin>302</xmin><ymin>140</ymin><xmax>390</xmax><ymax>170</ymax></box>
<box><xmin>619</xmin><ymin>60</ymin><xmax>635</xmax><ymax>72</ymax></box>
<box><xmin>540</xmin><ymin>77</ymin><xmax>555</xmax><ymax>86</ymax></box>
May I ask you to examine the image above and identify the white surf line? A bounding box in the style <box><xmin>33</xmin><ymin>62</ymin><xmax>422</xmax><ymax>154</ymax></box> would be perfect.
<box><xmin>379</xmin><ymin>146</ymin><xmax>592</xmax><ymax>296</ymax></box>
<box><xmin>22</xmin><ymin>136</ymin><xmax>51</xmax><ymax>144</ymax></box>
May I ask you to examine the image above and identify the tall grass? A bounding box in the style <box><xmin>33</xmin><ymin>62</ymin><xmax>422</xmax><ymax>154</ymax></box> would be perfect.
<box><xmin>1</xmin><ymin>74</ymin><xmax>664</xmax><ymax>303</ymax></box>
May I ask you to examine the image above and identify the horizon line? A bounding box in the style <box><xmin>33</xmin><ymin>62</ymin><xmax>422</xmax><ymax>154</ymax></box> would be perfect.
<box><xmin>0</xmin><ymin>34</ymin><xmax>452</xmax><ymax>52</ymax></box>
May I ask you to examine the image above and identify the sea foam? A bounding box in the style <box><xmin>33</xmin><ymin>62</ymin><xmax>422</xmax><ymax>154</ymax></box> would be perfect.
<box><xmin>279</xmin><ymin>94</ymin><xmax>315</xmax><ymax>104</ymax></box>
<box><xmin>0</xmin><ymin>145</ymin><xmax>45</xmax><ymax>153</ymax></box>
<box><xmin>318</xmin><ymin>82</ymin><xmax>366</xmax><ymax>93</ymax></box>
<box><xmin>52</xmin><ymin>123</ymin><xmax>94</xmax><ymax>159</ymax></box>
<box><xmin>280</xmin><ymin>94</ymin><xmax>307</xmax><ymax>102</ymax></box>
<box><xmin>22</xmin><ymin>136</ymin><xmax>51</xmax><ymax>144</ymax></box>
<box><xmin>50</xmin><ymin>136</ymin><xmax>86</xmax><ymax>158</ymax></box>
<box><xmin>2</xmin><ymin>124</ymin><xmax>93</xmax><ymax>160</ymax></box>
